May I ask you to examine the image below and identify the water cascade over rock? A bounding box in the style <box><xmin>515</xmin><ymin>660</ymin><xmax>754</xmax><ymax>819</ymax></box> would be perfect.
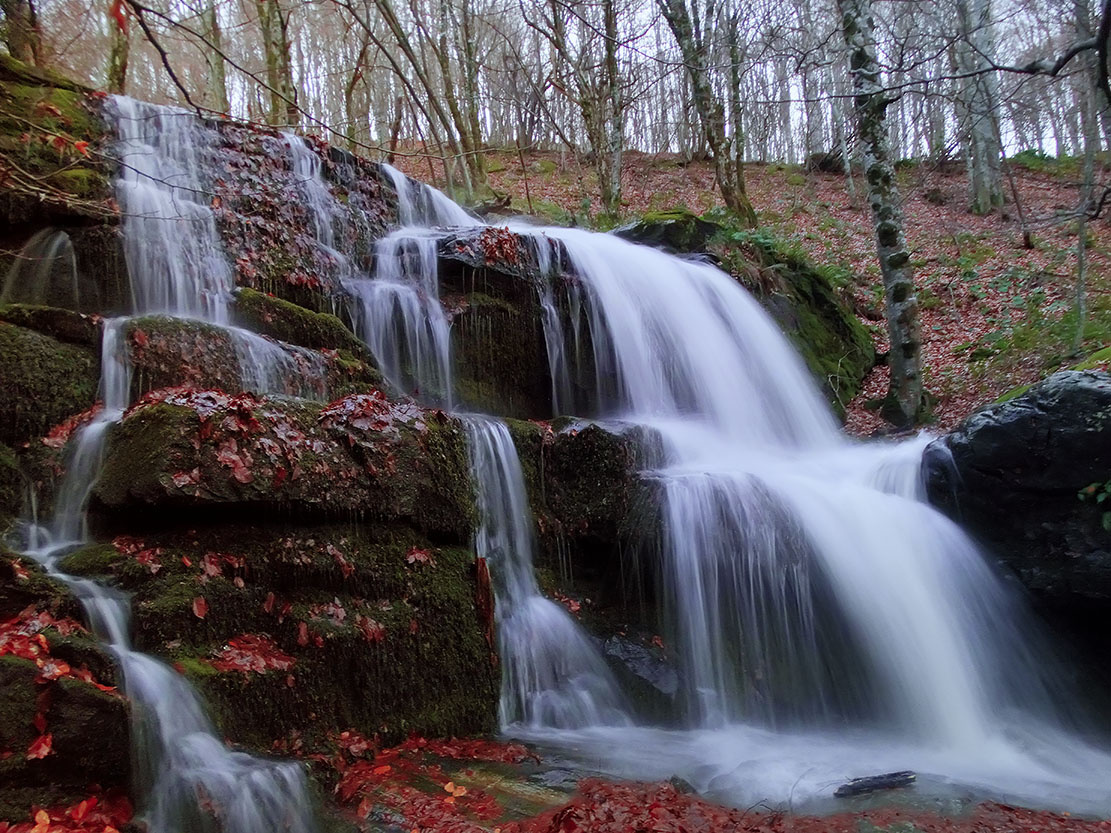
<box><xmin>311</xmin><ymin>168</ymin><xmax>1111</xmax><ymax>812</ymax></box>
<box><xmin>7</xmin><ymin>88</ymin><xmax>1111</xmax><ymax>825</ymax></box>
<box><xmin>15</xmin><ymin>96</ymin><xmax>322</xmax><ymax>833</ymax></box>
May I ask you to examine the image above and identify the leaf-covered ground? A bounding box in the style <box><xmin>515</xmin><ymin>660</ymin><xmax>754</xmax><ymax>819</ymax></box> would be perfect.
<box><xmin>275</xmin><ymin>729</ymin><xmax>1111</xmax><ymax>833</ymax></box>
<box><xmin>392</xmin><ymin>150</ymin><xmax>1111</xmax><ymax>434</ymax></box>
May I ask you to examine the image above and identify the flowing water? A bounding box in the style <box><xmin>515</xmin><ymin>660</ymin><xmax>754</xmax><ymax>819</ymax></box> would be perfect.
<box><xmin>15</xmin><ymin>97</ymin><xmax>321</xmax><ymax>832</ymax></box>
<box><xmin>19</xmin><ymin>101</ymin><xmax>1111</xmax><ymax>824</ymax></box>
<box><xmin>328</xmin><ymin>164</ymin><xmax>1111</xmax><ymax>813</ymax></box>
<box><xmin>463</xmin><ymin>416</ymin><xmax>629</xmax><ymax>729</ymax></box>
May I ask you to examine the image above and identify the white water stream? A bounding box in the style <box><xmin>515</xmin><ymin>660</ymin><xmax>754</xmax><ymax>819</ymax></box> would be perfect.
<box><xmin>321</xmin><ymin>162</ymin><xmax>1111</xmax><ymax>814</ymax></box>
<box><xmin>23</xmin><ymin>99</ymin><xmax>1109</xmax><ymax>824</ymax></box>
<box><xmin>15</xmin><ymin>98</ymin><xmax>321</xmax><ymax>832</ymax></box>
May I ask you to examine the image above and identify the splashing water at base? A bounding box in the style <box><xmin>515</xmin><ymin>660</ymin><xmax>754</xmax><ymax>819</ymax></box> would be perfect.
<box><xmin>501</xmin><ymin>226</ymin><xmax>1111</xmax><ymax>813</ymax></box>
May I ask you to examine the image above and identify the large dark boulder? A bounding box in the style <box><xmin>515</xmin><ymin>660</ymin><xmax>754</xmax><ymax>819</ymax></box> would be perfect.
<box><xmin>924</xmin><ymin>370</ymin><xmax>1111</xmax><ymax>607</ymax></box>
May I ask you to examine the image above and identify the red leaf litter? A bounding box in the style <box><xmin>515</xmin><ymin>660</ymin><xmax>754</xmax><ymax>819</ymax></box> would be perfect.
<box><xmin>0</xmin><ymin>789</ymin><xmax>132</xmax><ymax>833</ymax></box>
<box><xmin>208</xmin><ymin>634</ymin><xmax>295</xmax><ymax>675</ymax></box>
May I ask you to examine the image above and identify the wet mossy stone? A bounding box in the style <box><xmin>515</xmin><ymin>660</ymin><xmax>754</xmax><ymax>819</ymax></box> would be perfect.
<box><xmin>233</xmin><ymin>287</ymin><xmax>372</xmax><ymax>358</ymax></box>
<box><xmin>612</xmin><ymin>209</ymin><xmax>722</xmax><ymax>254</ymax></box>
<box><xmin>63</xmin><ymin>523</ymin><xmax>498</xmax><ymax>751</ymax></box>
<box><xmin>0</xmin><ymin>304</ymin><xmax>100</xmax><ymax>346</ymax></box>
<box><xmin>0</xmin><ymin>57</ymin><xmax>111</xmax><ymax>225</ymax></box>
<box><xmin>92</xmin><ymin>392</ymin><xmax>476</xmax><ymax>541</ymax></box>
<box><xmin>0</xmin><ymin>320</ymin><xmax>98</xmax><ymax>445</ymax></box>
<box><xmin>0</xmin><ymin>444</ymin><xmax>23</xmax><ymax>523</ymax></box>
<box><xmin>0</xmin><ymin>657</ymin><xmax>129</xmax><ymax>808</ymax></box>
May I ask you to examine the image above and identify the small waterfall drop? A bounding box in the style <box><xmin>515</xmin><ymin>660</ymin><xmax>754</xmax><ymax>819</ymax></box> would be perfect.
<box><xmin>380</xmin><ymin>162</ymin><xmax>477</xmax><ymax>228</ymax></box>
<box><xmin>1</xmin><ymin>228</ymin><xmax>85</xmax><ymax>310</ymax></box>
<box><xmin>17</xmin><ymin>97</ymin><xmax>321</xmax><ymax>833</ymax></box>
<box><xmin>463</xmin><ymin>416</ymin><xmax>629</xmax><ymax>729</ymax></box>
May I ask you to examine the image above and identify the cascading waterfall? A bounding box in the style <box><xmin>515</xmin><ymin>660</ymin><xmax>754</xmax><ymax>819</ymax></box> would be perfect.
<box><xmin>506</xmin><ymin>226</ymin><xmax>1111</xmax><ymax>813</ymax></box>
<box><xmin>344</xmin><ymin>230</ymin><xmax>455</xmax><ymax>406</ymax></box>
<box><xmin>16</xmin><ymin>97</ymin><xmax>321</xmax><ymax>833</ymax></box>
<box><xmin>335</xmin><ymin>164</ymin><xmax>1111</xmax><ymax>813</ymax></box>
<box><xmin>289</xmin><ymin>153</ymin><xmax>629</xmax><ymax>734</ymax></box>
<box><xmin>463</xmin><ymin>416</ymin><xmax>629</xmax><ymax>729</ymax></box>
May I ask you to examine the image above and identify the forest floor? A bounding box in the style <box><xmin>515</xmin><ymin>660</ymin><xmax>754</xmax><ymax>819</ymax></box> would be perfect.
<box><xmin>392</xmin><ymin>149</ymin><xmax>1111</xmax><ymax>435</ymax></box>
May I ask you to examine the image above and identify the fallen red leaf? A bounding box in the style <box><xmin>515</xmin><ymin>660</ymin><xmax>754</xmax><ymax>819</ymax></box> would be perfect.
<box><xmin>192</xmin><ymin>597</ymin><xmax>208</xmax><ymax>619</ymax></box>
<box><xmin>26</xmin><ymin>733</ymin><xmax>52</xmax><ymax>760</ymax></box>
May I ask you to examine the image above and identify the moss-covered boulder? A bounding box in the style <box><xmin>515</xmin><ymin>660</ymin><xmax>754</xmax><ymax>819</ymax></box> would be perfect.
<box><xmin>61</xmin><ymin>523</ymin><xmax>498</xmax><ymax>751</ymax></box>
<box><xmin>0</xmin><ymin>444</ymin><xmax>23</xmax><ymax>525</ymax></box>
<box><xmin>612</xmin><ymin>209</ymin><xmax>721</xmax><ymax>254</ymax></box>
<box><xmin>0</xmin><ymin>321</ymin><xmax>98</xmax><ymax>445</ymax></box>
<box><xmin>0</xmin><ymin>554</ymin><xmax>128</xmax><ymax>821</ymax></box>
<box><xmin>124</xmin><ymin>316</ymin><xmax>382</xmax><ymax>401</ymax></box>
<box><xmin>0</xmin><ymin>304</ymin><xmax>100</xmax><ymax>345</ymax></box>
<box><xmin>233</xmin><ymin>287</ymin><xmax>370</xmax><ymax>357</ymax></box>
<box><xmin>93</xmin><ymin>389</ymin><xmax>475</xmax><ymax>542</ymax></box>
<box><xmin>0</xmin><ymin>54</ymin><xmax>112</xmax><ymax>225</ymax></box>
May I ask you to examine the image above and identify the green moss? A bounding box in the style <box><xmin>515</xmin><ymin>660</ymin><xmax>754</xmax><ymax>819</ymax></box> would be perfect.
<box><xmin>0</xmin><ymin>444</ymin><xmax>21</xmax><ymax>523</ymax></box>
<box><xmin>0</xmin><ymin>321</ymin><xmax>98</xmax><ymax>444</ymax></box>
<box><xmin>59</xmin><ymin>543</ymin><xmax>122</xmax><ymax>577</ymax></box>
<box><xmin>96</xmin><ymin>523</ymin><xmax>498</xmax><ymax>753</ymax></box>
<box><xmin>0</xmin><ymin>53</ymin><xmax>89</xmax><ymax>93</ymax></box>
<box><xmin>0</xmin><ymin>653</ymin><xmax>128</xmax><ymax>816</ymax></box>
<box><xmin>94</xmin><ymin>402</ymin><xmax>198</xmax><ymax>506</ymax></box>
<box><xmin>614</xmin><ymin>208</ymin><xmax>721</xmax><ymax>252</ymax></box>
<box><xmin>45</xmin><ymin>167</ymin><xmax>109</xmax><ymax>199</ymax></box>
<box><xmin>0</xmin><ymin>304</ymin><xmax>100</xmax><ymax>345</ymax></box>
<box><xmin>233</xmin><ymin>288</ymin><xmax>371</xmax><ymax>356</ymax></box>
<box><xmin>452</xmin><ymin>288</ymin><xmax>551</xmax><ymax>419</ymax></box>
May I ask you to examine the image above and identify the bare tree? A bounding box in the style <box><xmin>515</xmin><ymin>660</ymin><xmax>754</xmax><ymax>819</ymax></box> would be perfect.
<box><xmin>838</xmin><ymin>0</ymin><xmax>923</xmax><ymax>426</ymax></box>
<box><xmin>657</xmin><ymin>0</ymin><xmax>757</xmax><ymax>225</ymax></box>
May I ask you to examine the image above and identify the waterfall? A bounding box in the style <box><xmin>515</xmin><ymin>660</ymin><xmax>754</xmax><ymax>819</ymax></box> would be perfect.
<box><xmin>342</xmin><ymin>167</ymin><xmax>1111</xmax><ymax>813</ymax></box>
<box><xmin>506</xmin><ymin>226</ymin><xmax>1111</xmax><ymax>813</ymax></box>
<box><xmin>463</xmin><ymin>416</ymin><xmax>629</xmax><ymax>729</ymax></box>
<box><xmin>16</xmin><ymin>97</ymin><xmax>321</xmax><ymax>833</ymax></box>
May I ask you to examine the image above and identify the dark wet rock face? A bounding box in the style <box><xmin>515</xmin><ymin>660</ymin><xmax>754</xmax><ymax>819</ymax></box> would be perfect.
<box><xmin>924</xmin><ymin>370</ymin><xmax>1111</xmax><ymax>606</ymax></box>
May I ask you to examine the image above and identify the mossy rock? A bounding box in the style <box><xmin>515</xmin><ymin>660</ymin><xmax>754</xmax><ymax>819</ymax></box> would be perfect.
<box><xmin>233</xmin><ymin>288</ymin><xmax>372</xmax><ymax>358</ymax></box>
<box><xmin>124</xmin><ymin>315</ymin><xmax>379</xmax><ymax>401</ymax></box>
<box><xmin>92</xmin><ymin>392</ymin><xmax>476</xmax><ymax>542</ymax></box>
<box><xmin>0</xmin><ymin>304</ymin><xmax>100</xmax><ymax>345</ymax></box>
<box><xmin>63</xmin><ymin>523</ymin><xmax>498</xmax><ymax>752</ymax></box>
<box><xmin>0</xmin><ymin>57</ymin><xmax>111</xmax><ymax>224</ymax></box>
<box><xmin>0</xmin><ymin>321</ymin><xmax>98</xmax><ymax>445</ymax></box>
<box><xmin>612</xmin><ymin>209</ymin><xmax>722</xmax><ymax>253</ymax></box>
<box><xmin>0</xmin><ymin>657</ymin><xmax>129</xmax><ymax>809</ymax></box>
<box><xmin>0</xmin><ymin>553</ymin><xmax>129</xmax><ymax>820</ymax></box>
<box><xmin>0</xmin><ymin>53</ymin><xmax>89</xmax><ymax>94</ymax></box>
<box><xmin>0</xmin><ymin>444</ymin><xmax>23</xmax><ymax>524</ymax></box>
<box><xmin>452</xmin><ymin>292</ymin><xmax>552</xmax><ymax>419</ymax></box>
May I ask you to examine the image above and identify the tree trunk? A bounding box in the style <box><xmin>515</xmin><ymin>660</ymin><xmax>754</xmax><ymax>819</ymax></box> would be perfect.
<box><xmin>255</xmin><ymin>0</ymin><xmax>298</xmax><ymax>127</ymax></box>
<box><xmin>657</xmin><ymin>0</ymin><xmax>756</xmax><ymax>225</ymax></box>
<box><xmin>838</xmin><ymin>0</ymin><xmax>924</xmax><ymax>426</ymax></box>
<box><xmin>202</xmin><ymin>0</ymin><xmax>229</xmax><ymax>113</ymax></box>
<box><xmin>107</xmin><ymin>0</ymin><xmax>129</xmax><ymax>94</ymax></box>
<box><xmin>957</xmin><ymin>0</ymin><xmax>1004</xmax><ymax>213</ymax></box>
<box><xmin>0</xmin><ymin>0</ymin><xmax>41</xmax><ymax>64</ymax></box>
